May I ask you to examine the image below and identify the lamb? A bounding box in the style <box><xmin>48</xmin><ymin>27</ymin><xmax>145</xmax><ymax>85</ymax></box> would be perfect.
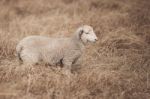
<box><xmin>16</xmin><ymin>25</ymin><xmax>98</xmax><ymax>73</ymax></box>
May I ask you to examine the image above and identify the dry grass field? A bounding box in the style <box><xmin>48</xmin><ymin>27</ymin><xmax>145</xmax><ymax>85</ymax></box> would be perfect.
<box><xmin>0</xmin><ymin>0</ymin><xmax>150</xmax><ymax>99</ymax></box>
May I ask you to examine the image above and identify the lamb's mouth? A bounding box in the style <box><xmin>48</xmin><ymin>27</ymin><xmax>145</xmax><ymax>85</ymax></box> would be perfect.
<box><xmin>88</xmin><ymin>40</ymin><xmax>97</xmax><ymax>43</ymax></box>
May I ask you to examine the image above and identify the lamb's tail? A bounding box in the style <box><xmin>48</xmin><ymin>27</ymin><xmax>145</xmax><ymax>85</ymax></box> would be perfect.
<box><xmin>16</xmin><ymin>44</ymin><xmax>23</xmax><ymax>63</ymax></box>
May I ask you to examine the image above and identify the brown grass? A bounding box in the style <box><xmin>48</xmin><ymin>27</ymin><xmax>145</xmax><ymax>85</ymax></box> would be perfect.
<box><xmin>0</xmin><ymin>0</ymin><xmax>150</xmax><ymax>99</ymax></box>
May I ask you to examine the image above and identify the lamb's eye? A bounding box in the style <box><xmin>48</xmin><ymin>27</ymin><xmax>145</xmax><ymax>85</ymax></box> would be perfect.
<box><xmin>85</xmin><ymin>32</ymin><xmax>89</xmax><ymax>34</ymax></box>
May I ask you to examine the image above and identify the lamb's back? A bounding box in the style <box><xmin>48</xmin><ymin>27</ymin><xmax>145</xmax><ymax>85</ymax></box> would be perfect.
<box><xmin>19</xmin><ymin>36</ymin><xmax>72</xmax><ymax>50</ymax></box>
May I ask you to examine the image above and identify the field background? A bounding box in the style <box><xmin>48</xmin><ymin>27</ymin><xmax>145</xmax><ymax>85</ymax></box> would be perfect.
<box><xmin>0</xmin><ymin>0</ymin><xmax>150</xmax><ymax>99</ymax></box>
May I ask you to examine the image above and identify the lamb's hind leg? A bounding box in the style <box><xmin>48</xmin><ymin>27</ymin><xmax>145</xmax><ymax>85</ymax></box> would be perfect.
<box><xmin>20</xmin><ymin>49</ymin><xmax>39</xmax><ymax>65</ymax></box>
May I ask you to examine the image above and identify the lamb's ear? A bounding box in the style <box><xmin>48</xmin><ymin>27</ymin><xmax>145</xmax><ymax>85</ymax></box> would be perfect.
<box><xmin>79</xmin><ymin>29</ymin><xmax>84</xmax><ymax>39</ymax></box>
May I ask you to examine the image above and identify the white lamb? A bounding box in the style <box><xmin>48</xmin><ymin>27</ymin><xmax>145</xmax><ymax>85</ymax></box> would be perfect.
<box><xmin>16</xmin><ymin>25</ymin><xmax>98</xmax><ymax>73</ymax></box>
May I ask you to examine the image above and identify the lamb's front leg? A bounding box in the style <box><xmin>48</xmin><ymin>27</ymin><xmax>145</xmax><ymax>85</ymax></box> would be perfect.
<box><xmin>63</xmin><ymin>51</ymin><xmax>81</xmax><ymax>75</ymax></box>
<box><xmin>62</xmin><ymin>58</ymin><xmax>72</xmax><ymax>75</ymax></box>
<box><xmin>72</xmin><ymin>56</ymin><xmax>82</xmax><ymax>66</ymax></box>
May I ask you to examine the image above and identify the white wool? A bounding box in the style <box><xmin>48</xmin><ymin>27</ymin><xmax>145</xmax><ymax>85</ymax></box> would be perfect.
<box><xmin>16</xmin><ymin>25</ymin><xmax>98</xmax><ymax>71</ymax></box>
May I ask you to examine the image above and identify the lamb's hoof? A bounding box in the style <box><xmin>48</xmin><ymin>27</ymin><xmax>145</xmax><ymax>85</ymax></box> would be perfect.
<box><xmin>62</xmin><ymin>69</ymin><xmax>73</xmax><ymax>78</ymax></box>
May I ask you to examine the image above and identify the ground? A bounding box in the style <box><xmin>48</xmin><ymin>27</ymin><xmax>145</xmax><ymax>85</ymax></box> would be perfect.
<box><xmin>0</xmin><ymin>0</ymin><xmax>150</xmax><ymax>99</ymax></box>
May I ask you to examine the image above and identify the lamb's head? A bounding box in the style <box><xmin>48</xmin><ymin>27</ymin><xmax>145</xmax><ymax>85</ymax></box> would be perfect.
<box><xmin>75</xmin><ymin>25</ymin><xmax>98</xmax><ymax>44</ymax></box>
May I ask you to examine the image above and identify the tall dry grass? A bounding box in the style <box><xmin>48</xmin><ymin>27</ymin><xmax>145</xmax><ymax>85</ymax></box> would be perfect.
<box><xmin>0</xmin><ymin>0</ymin><xmax>150</xmax><ymax>99</ymax></box>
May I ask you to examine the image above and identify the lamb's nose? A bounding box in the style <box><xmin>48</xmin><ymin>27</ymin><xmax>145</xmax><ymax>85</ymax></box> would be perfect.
<box><xmin>95</xmin><ymin>38</ymin><xmax>98</xmax><ymax>41</ymax></box>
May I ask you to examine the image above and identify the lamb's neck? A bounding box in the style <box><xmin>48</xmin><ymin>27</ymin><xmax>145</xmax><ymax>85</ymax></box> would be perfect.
<box><xmin>72</xmin><ymin>36</ymin><xmax>85</xmax><ymax>50</ymax></box>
